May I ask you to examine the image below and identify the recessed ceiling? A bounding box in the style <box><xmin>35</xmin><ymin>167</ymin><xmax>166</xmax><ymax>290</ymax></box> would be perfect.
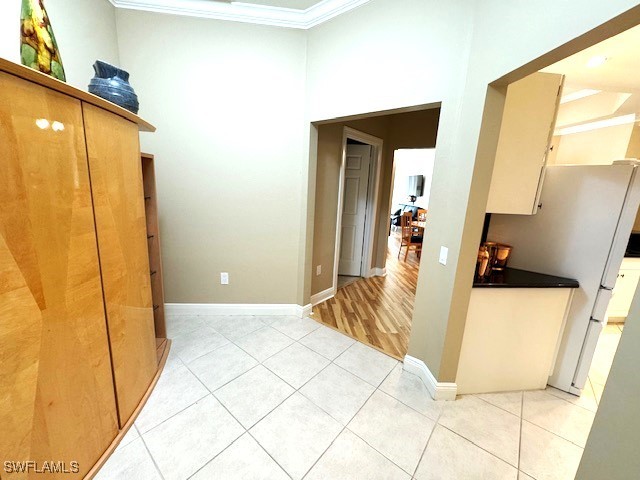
<box><xmin>236</xmin><ymin>0</ymin><xmax>323</xmax><ymax>10</ymax></box>
<box><xmin>542</xmin><ymin>24</ymin><xmax>640</xmax><ymax>93</ymax></box>
<box><xmin>109</xmin><ymin>0</ymin><xmax>371</xmax><ymax>29</ymax></box>
<box><xmin>541</xmin><ymin>24</ymin><xmax>640</xmax><ymax>130</ymax></box>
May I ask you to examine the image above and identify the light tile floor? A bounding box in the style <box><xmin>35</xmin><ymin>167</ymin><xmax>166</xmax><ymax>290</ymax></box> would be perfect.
<box><xmin>96</xmin><ymin>315</ymin><xmax>622</xmax><ymax>480</ymax></box>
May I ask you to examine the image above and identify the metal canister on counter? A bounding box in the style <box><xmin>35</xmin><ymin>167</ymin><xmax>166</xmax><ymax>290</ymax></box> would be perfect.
<box><xmin>483</xmin><ymin>242</ymin><xmax>512</xmax><ymax>271</ymax></box>
<box><xmin>477</xmin><ymin>245</ymin><xmax>491</xmax><ymax>278</ymax></box>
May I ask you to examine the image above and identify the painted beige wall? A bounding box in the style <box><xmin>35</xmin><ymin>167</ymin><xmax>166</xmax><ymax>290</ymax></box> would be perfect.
<box><xmin>419</xmin><ymin>0</ymin><xmax>640</xmax><ymax>381</ymax></box>
<box><xmin>306</xmin><ymin>0</ymin><xmax>640</xmax><ymax>381</ymax></box>
<box><xmin>0</xmin><ymin>0</ymin><xmax>120</xmax><ymax>90</ymax></box>
<box><xmin>312</xmin><ymin>117</ymin><xmax>389</xmax><ymax>295</ymax></box>
<box><xmin>116</xmin><ymin>9</ymin><xmax>307</xmax><ymax>304</ymax></box>
<box><xmin>311</xmin><ymin>109</ymin><xmax>439</xmax><ymax>296</ymax></box>
<box><xmin>577</xmin><ymin>284</ymin><xmax>640</xmax><ymax>479</ymax></box>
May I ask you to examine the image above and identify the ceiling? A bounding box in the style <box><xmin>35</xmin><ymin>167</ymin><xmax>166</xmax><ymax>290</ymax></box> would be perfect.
<box><xmin>541</xmin><ymin>24</ymin><xmax>640</xmax><ymax>129</ymax></box>
<box><xmin>109</xmin><ymin>0</ymin><xmax>370</xmax><ymax>28</ymax></box>
<box><xmin>542</xmin><ymin>24</ymin><xmax>640</xmax><ymax>93</ymax></box>
<box><xmin>235</xmin><ymin>0</ymin><xmax>323</xmax><ymax>10</ymax></box>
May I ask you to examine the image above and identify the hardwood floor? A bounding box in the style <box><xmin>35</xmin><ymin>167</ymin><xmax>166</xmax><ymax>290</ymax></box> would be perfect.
<box><xmin>312</xmin><ymin>230</ymin><xmax>420</xmax><ymax>359</ymax></box>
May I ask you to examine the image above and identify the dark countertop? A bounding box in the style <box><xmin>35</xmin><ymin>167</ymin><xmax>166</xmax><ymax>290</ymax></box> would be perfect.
<box><xmin>473</xmin><ymin>267</ymin><xmax>579</xmax><ymax>288</ymax></box>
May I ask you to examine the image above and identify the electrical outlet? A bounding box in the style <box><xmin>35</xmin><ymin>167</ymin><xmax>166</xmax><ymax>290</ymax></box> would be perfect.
<box><xmin>439</xmin><ymin>246</ymin><xmax>448</xmax><ymax>266</ymax></box>
<box><xmin>220</xmin><ymin>272</ymin><xmax>229</xmax><ymax>285</ymax></box>
<box><xmin>316</xmin><ymin>265</ymin><xmax>322</xmax><ymax>276</ymax></box>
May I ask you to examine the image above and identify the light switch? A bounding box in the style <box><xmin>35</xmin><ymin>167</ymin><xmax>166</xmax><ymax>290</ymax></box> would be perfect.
<box><xmin>439</xmin><ymin>246</ymin><xmax>448</xmax><ymax>265</ymax></box>
<box><xmin>316</xmin><ymin>265</ymin><xmax>322</xmax><ymax>276</ymax></box>
<box><xmin>220</xmin><ymin>272</ymin><xmax>229</xmax><ymax>285</ymax></box>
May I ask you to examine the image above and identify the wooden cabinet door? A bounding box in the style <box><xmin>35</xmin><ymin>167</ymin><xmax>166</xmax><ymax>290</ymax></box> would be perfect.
<box><xmin>0</xmin><ymin>72</ymin><xmax>118</xmax><ymax>478</ymax></box>
<box><xmin>83</xmin><ymin>103</ymin><xmax>157</xmax><ymax>427</ymax></box>
<box><xmin>486</xmin><ymin>72</ymin><xmax>564</xmax><ymax>215</ymax></box>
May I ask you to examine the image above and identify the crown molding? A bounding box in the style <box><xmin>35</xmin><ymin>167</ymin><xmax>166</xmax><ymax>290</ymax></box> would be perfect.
<box><xmin>108</xmin><ymin>0</ymin><xmax>371</xmax><ymax>29</ymax></box>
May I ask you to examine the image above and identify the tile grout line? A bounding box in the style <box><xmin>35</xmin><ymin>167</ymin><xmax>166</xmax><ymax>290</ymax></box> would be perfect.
<box><xmin>160</xmin><ymin>316</ymin><xmax>407</xmax><ymax>479</ymax></box>
<box><xmin>434</xmin><ymin>422</ymin><xmax>520</xmax><ymax>471</ymax></box>
<box><xmin>181</xmin><ymin>324</ymin><xmax>334</xmax><ymax>480</ymax></box>
<box><xmin>138</xmin><ymin>430</ymin><xmax>167</xmax><ymax>480</ymax></box>
<box><xmin>517</xmin><ymin>391</ymin><xmax>524</xmax><ymax>474</ymax></box>
<box><xmin>543</xmin><ymin>387</ymin><xmax>599</xmax><ymax>413</ymax></box>
<box><xmin>157</xmin><ymin>362</ymin><xmax>248</xmax><ymax>477</ymax></box>
<box><xmin>300</xmin><ymin>364</ymin><xmax>399</xmax><ymax>479</ymax></box>
<box><xmin>245</xmin><ymin>430</ymin><xmax>294</xmax><ymax>480</ymax></box>
<box><xmin>588</xmin><ymin>376</ymin><xmax>600</xmax><ymax>407</ymax></box>
<box><xmin>468</xmin><ymin>394</ymin><xmax>522</xmax><ymax>418</ymax></box>
<box><xmin>410</xmin><ymin>402</ymin><xmax>446</xmax><ymax>479</ymax></box>
<box><xmin>179</xmin><ymin>345</ymin><xmax>292</xmax><ymax>480</ymax></box>
<box><xmin>137</xmin><ymin>388</ymin><xmax>210</xmax><ymax>436</ymax></box>
<box><xmin>520</xmin><ymin>418</ymin><xmax>588</xmax><ymax>450</ymax></box>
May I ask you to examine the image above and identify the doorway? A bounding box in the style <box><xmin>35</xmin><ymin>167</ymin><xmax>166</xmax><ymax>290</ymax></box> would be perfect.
<box><xmin>335</xmin><ymin>131</ymin><xmax>383</xmax><ymax>289</ymax></box>
<box><xmin>309</xmin><ymin>107</ymin><xmax>441</xmax><ymax>359</ymax></box>
<box><xmin>478</xmin><ymin>21</ymin><xmax>640</xmax><ymax>410</ymax></box>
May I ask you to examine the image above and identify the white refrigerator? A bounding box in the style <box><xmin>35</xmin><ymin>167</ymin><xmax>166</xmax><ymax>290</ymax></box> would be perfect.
<box><xmin>488</xmin><ymin>161</ymin><xmax>640</xmax><ymax>394</ymax></box>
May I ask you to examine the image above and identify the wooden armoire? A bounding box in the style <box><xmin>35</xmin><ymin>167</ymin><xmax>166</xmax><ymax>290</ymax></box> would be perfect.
<box><xmin>0</xmin><ymin>58</ymin><xmax>168</xmax><ymax>479</ymax></box>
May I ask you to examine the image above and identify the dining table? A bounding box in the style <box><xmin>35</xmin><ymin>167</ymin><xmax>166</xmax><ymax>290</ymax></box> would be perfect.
<box><xmin>411</xmin><ymin>220</ymin><xmax>426</xmax><ymax>232</ymax></box>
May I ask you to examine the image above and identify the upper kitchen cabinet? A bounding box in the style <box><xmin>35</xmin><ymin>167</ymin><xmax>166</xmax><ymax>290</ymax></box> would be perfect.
<box><xmin>486</xmin><ymin>72</ymin><xmax>564</xmax><ymax>215</ymax></box>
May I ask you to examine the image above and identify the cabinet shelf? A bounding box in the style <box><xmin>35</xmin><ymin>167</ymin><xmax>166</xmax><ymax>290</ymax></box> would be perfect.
<box><xmin>142</xmin><ymin>153</ymin><xmax>166</xmax><ymax>340</ymax></box>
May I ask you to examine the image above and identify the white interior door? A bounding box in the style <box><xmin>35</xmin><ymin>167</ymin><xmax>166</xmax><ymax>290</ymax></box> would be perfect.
<box><xmin>339</xmin><ymin>144</ymin><xmax>372</xmax><ymax>276</ymax></box>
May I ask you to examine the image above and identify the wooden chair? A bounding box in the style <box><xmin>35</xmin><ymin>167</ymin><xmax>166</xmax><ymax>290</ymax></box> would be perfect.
<box><xmin>417</xmin><ymin>209</ymin><xmax>427</xmax><ymax>222</ymax></box>
<box><xmin>399</xmin><ymin>211</ymin><xmax>423</xmax><ymax>260</ymax></box>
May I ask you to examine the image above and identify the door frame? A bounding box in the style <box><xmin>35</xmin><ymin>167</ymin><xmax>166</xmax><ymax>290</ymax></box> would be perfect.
<box><xmin>332</xmin><ymin>127</ymin><xmax>384</xmax><ymax>295</ymax></box>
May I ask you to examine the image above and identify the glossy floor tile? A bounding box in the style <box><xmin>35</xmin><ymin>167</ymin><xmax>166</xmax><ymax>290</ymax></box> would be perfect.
<box><xmin>519</xmin><ymin>421</ymin><xmax>584</xmax><ymax>480</ymax></box>
<box><xmin>250</xmin><ymin>393</ymin><xmax>342</xmax><ymax>479</ymax></box>
<box><xmin>187</xmin><ymin>342</ymin><xmax>258</xmax><ymax>391</ymax></box>
<box><xmin>134</xmin><ymin>363</ymin><xmax>208</xmax><ymax>433</ymax></box>
<box><xmin>299</xmin><ymin>363</ymin><xmax>375</xmax><ymax>425</ymax></box>
<box><xmin>143</xmin><ymin>395</ymin><xmax>244</xmax><ymax>480</ymax></box>
<box><xmin>98</xmin><ymin>314</ymin><xmax>610</xmax><ymax>480</ymax></box>
<box><xmin>348</xmin><ymin>390</ymin><xmax>436</xmax><ymax>474</ymax></box>
<box><xmin>95</xmin><ymin>438</ymin><xmax>161</xmax><ymax>480</ymax></box>
<box><xmin>439</xmin><ymin>395</ymin><xmax>521</xmax><ymax>467</ymax></box>
<box><xmin>523</xmin><ymin>390</ymin><xmax>595</xmax><ymax>447</ymax></box>
<box><xmin>306</xmin><ymin>429</ymin><xmax>410</xmax><ymax>480</ymax></box>
<box><xmin>190</xmin><ymin>434</ymin><xmax>289</xmax><ymax>480</ymax></box>
<box><xmin>415</xmin><ymin>425</ymin><xmax>517</xmax><ymax>480</ymax></box>
<box><xmin>214</xmin><ymin>365</ymin><xmax>294</xmax><ymax>428</ymax></box>
<box><xmin>262</xmin><ymin>342</ymin><xmax>330</xmax><ymax>388</ymax></box>
<box><xmin>233</xmin><ymin>326</ymin><xmax>294</xmax><ymax>362</ymax></box>
<box><xmin>334</xmin><ymin>341</ymin><xmax>398</xmax><ymax>386</ymax></box>
<box><xmin>298</xmin><ymin>324</ymin><xmax>355</xmax><ymax>360</ymax></box>
<box><xmin>380</xmin><ymin>364</ymin><xmax>444</xmax><ymax>421</ymax></box>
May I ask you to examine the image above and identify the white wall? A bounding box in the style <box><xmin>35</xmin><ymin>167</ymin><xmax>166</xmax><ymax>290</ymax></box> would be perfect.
<box><xmin>390</xmin><ymin>149</ymin><xmax>436</xmax><ymax>210</ymax></box>
<box><xmin>552</xmin><ymin>123</ymin><xmax>635</xmax><ymax>165</ymax></box>
<box><xmin>0</xmin><ymin>0</ymin><xmax>120</xmax><ymax>90</ymax></box>
<box><xmin>116</xmin><ymin>9</ymin><xmax>308</xmax><ymax>304</ymax></box>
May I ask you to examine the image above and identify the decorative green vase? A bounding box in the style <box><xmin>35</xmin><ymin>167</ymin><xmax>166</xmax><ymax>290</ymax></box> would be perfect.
<box><xmin>20</xmin><ymin>0</ymin><xmax>66</xmax><ymax>81</ymax></box>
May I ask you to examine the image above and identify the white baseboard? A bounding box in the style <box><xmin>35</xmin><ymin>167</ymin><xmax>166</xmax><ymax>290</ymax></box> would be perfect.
<box><xmin>310</xmin><ymin>287</ymin><xmax>335</xmax><ymax>306</ymax></box>
<box><xmin>370</xmin><ymin>267</ymin><xmax>386</xmax><ymax>277</ymax></box>
<box><xmin>165</xmin><ymin>303</ymin><xmax>312</xmax><ymax>318</ymax></box>
<box><xmin>403</xmin><ymin>355</ymin><xmax>457</xmax><ymax>401</ymax></box>
<box><xmin>296</xmin><ymin>303</ymin><xmax>313</xmax><ymax>318</ymax></box>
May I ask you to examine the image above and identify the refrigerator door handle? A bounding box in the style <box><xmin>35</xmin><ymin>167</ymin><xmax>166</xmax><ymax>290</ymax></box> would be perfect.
<box><xmin>572</xmin><ymin>318</ymin><xmax>604</xmax><ymax>390</ymax></box>
<box><xmin>592</xmin><ymin>288</ymin><xmax>613</xmax><ymax>322</ymax></box>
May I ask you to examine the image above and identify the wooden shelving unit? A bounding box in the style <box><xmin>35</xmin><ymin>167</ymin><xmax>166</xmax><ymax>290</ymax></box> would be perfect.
<box><xmin>141</xmin><ymin>153</ymin><xmax>167</xmax><ymax>361</ymax></box>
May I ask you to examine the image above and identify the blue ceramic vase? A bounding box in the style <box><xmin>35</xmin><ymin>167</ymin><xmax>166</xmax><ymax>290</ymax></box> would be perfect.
<box><xmin>88</xmin><ymin>61</ymin><xmax>139</xmax><ymax>114</ymax></box>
